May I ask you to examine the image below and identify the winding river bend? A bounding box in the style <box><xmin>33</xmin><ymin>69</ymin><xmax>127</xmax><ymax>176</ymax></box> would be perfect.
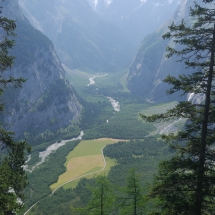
<box><xmin>25</xmin><ymin>73</ymin><xmax>120</xmax><ymax>173</ymax></box>
<box><xmin>87</xmin><ymin>74</ymin><xmax>107</xmax><ymax>86</ymax></box>
<box><xmin>86</xmin><ymin>74</ymin><xmax>121</xmax><ymax>117</ymax></box>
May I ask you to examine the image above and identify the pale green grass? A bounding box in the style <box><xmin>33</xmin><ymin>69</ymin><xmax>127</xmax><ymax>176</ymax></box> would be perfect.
<box><xmin>140</xmin><ymin>101</ymin><xmax>178</xmax><ymax>116</ymax></box>
<box><xmin>63</xmin><ymin>66</ymin><xmax>90</xmax><ymax>88</ymax></box>
<box><xmin>141</xmin><ymin>101</ymin><xmax>187</xmax><ymax>135</ymax></box>
<box><xmin>65</xmin><ymin>138</ymin><xmax>120</xmax><ymax>163</ymax></box>
<box><xmin>50</xmin><ymin>139</ymin><xmax>121</xmax><ymax>190</ymax></box>
<box><xmin>64</xmin><ymin>67</ymin><xmax>110</xmax><ymax>102</ymax></box>
<box><xmin>120</xmin><ymin>70</ymin><xmax>130</xmax><ymax>92</ymax></box>
<box><xmin>63</xmin><ymin>157</ymin><xmax>116</xmax><ymax>190</ymax></box>
<box><xmin>63</xmin><ymin>65</ymin><xmax>128</xmax><ymax>102</ymax></box>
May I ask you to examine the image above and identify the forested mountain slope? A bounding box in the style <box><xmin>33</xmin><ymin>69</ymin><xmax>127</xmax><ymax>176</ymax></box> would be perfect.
<box><xmin>1</xmin><ymin>0</ymin><xmax>82</xmax><ymax>138</ymax></box>
<box><xmin>18</xmin><ymin>0</ymin><xmax>135</xmax><ymax>73</ymax></box>
<box><xmin>126</xmin><ymin>0</ymin><xmax>197</xmax><ymax>102</ymax></box>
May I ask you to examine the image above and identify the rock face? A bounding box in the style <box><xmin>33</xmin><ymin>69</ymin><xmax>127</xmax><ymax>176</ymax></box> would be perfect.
<box><xmin>87</xmin><ymin>0</ymin><xmax>179</xmax><ymax>47</ymax></box>
<box><xmin>126</xmin><ymin>0</ymin><xmax>202</xmax><ymax>102</ymax></box>
<box><xmin>1</xmin><ymin>0</ymin><xmax>82</xmax><ymax>138</ymax></box>
<box><xmin>18</xmin><ymin>0</ymin><xmax>135</xmax><ymax>73</ymax></box>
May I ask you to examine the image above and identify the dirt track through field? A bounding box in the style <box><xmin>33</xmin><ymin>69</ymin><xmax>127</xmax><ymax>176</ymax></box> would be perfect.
<box><xmin>51</xmin><ymin>146</ymin><xmax>107</xmax><ymax>194</ymax></box>
<box><xmin>24</xmin><ymin>146</ymin><xmax>107</xmax><ymax>215</ymax></box>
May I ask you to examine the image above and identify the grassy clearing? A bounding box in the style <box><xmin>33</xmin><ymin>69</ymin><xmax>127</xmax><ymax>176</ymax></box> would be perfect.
<box><xmin>63</xmin><ymin>157</ymin><xmax>116</xmax><ymax>189</ymax></box>
<box><xmin>140</xmin><ymin>101</ymin><xmax>178</xmax><ymax>116</ymax></box>
<box><xmin>64</xmin><ymin>65</ymin><xmax>110</xmax><ymax>100</ymax></box>
<box><xmin>64</xmin><ymin>65</ymin><xmax>128</xmax><ymax>101</ymax></box>
<box><xmin>140</xmin><ymin>101</ymin><xmax>187</xmax><ymax>135</ymax></box>
<box><xmin>50</xmin><ymin>138</ymin><xmax>122</xmax><ymax>190</ymax></box>
<box><xmin>63</xmin><ymin>66</ymin><xmax>90</xmax><ymax>87</ymax></box>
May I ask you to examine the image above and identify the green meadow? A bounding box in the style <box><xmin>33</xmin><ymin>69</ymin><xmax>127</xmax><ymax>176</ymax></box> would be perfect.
<box><xmin>50</xmin><ymin>138</ymin><xmax>124</xmax><ymax>190</ymax></box>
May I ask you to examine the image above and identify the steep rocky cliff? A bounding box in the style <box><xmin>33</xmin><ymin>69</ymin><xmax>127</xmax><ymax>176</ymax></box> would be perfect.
<box><xmin>1</xmin><ymin>0</ymin><xmax>82</xmax><ymax>138</ymax></box>
<box><xmin>18</xmin><ymin>0</ymin><xmax>135</xmax><ymax>73</ymax></box>
<box><xmin>126</xmin><ymin>0</ymin><xmax>199</xmax><ymax>102</ymax></box>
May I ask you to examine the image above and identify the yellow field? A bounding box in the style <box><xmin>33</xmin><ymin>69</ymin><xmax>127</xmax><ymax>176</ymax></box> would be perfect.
<box><xmin>50</xmin><ymin>138</ymin><xmax>122</xmax><ymax>191</ymax></box>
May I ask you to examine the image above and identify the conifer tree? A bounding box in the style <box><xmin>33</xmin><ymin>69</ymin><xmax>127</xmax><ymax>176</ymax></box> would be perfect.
<box><xmin>75</xmin><ymin>175</ymin><xmax>115</xmax><ymax>215</ymax></box>
<box><xmin>119</xmin><ymin>169</ymin><xmax>146</xmax><ymax>215</ymax></box>
<box><xmin>141</xmin><ymin>1</ymin><xmax>215</xmax><ymax>214</ymax></box>
<box><xmin>0</xmin><ymin>1</ymin><xmax>30</xmax><ymax>214</ymax></box>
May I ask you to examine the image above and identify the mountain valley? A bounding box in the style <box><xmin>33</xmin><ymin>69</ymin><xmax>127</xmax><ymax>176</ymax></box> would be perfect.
<box><xmin>0</xmin><ymin>0</ymin><xmax>207</xmax><ymax>214</ymax></box>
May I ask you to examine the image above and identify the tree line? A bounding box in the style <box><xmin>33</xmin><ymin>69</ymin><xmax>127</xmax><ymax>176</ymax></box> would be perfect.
<box><xmin>141</xmin><ymin>0</ymin><xmax>215</xmax><ymax>214</ymax></box>
<box><xmin>0</xmin><ymin>1</ymin><xmax>30</xmax><ymax>213</ymax></box>
<box><xmin>25</xmin><ymin>136</ymin><xmax>169</xmax><ymax>214</ymax></box>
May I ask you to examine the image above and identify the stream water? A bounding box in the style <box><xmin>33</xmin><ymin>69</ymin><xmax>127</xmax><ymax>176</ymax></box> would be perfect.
<box><xmin>24</xmin><ymin>131</ymin><xmax>84</xmax><ymax>173</ymax></box>
<box><xmin>25</xmin><ymin>72</ymin><xmax>120</xmax><ymax>173</ymax></box>
<box><xmin>107</xmin><ymin>97</ymin><xmax>120</xmax><ymax>112</ymax></box>
<box><xmin>87</xmin><ymin>74</ymin><xmax>120</xmax><ymax>119</ymax></box>
<box><xmin>87</xmin><ymin>74</ymin><xmax>107</xmax><ymax>86</ymax></box>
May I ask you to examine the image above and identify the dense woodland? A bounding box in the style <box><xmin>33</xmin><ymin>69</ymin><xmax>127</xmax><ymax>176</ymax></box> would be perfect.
<box><xmin>26</xmin><ymin>137</ymin><xmax>170</xmax><ymax>215</ymax></box>
<box><xmin>23</xmin><ymin>140</ymin><xmax>80</xmax><ymax>211</ymax></box>
<box><xmin>26</xmin><ymin>93</ymin><xmax>154</xmax><ymax>146</ymax></box>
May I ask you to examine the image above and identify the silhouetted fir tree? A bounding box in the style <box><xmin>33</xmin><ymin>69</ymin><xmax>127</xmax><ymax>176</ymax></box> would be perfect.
<box><xmin>0</xmin><ymin>1</ymin><xmax>30</xmax><ymax>214</ymax></box>
<box><xmin>119</xmin><ymin>169</ymin><xmax>146</xmax><ymax>215</ymax></box>
<box><xmin>73</xmin><ymin>175</ymin><xmax>115</xmax><ymax>215</ymax></box>
<box><xmin>141</xmin><ymin>1</ymin><xmax>215</xmax><ymax>214</ymax></box>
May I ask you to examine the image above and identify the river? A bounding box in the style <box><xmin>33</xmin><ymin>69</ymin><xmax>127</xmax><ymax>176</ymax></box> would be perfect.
<box><xmin>23</xmin><ymin>131</ymin><xmax>84</xmax><ymax>173</ymax></box>
<box><xmin>87</xmin><ymin>74</ymin><xmax>107</xmax><ymax>86</ymax></box>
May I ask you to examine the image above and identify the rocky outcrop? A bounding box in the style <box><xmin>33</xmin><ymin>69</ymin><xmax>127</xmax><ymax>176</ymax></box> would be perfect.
<box><xmin>0</xmin><ymin>0</ymin><xmax>82</xmax><ymax>138</ymax></box>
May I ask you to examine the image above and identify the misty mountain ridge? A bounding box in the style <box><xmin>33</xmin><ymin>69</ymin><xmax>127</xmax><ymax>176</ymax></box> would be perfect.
<box><xmin>126</xmin><ymin>0</ymin><xmax>207</xmax><ymax>102</ymax></box>
<box><xmin>18</xmin><ymin>0</ymin><xmax>135</xmax><ymax>73</ymax></box>
<box><xmin>87</xmin><ymin>0</ymin><xmax>180</xmax><ymax>47</ymax></box>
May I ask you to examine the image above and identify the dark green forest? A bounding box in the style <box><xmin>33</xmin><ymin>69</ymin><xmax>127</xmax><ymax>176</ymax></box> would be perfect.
<box><xmin>25</xmin><ymin>137</ymin><xmax>171</xmax><ymax>215</ymax></box>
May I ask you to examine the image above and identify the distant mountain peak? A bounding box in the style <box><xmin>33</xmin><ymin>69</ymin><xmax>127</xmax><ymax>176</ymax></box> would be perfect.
<box><xmin>87</xmin><ymin>0</ymin><xmax>179</xmax><ymax>47</ymax></box>
<box><xmin>19</xmin><ymin>0</ymin><xmax>135</xmax><ymax>72</ymax></box>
